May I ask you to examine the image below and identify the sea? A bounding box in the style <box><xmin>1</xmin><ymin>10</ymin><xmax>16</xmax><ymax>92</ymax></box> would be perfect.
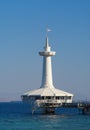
<box><xmin>0</xmin><ymin>102</ymin><xmax>90</xmax><ymax>130</ymax></box>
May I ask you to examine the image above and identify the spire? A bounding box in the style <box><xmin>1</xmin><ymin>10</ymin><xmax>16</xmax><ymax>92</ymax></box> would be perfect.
<box><xmin>46</xmin><ymin>37</ymin><xmax>49</xmax><ymax>48</ymax></box>
<box><xmin>45</xmin><ymin>37</ymin><xmax>50</xmax><ymax>51</ymax></box>
<box><xmin>45</xmin><ymin>28</ymin><xmax>51</xmax><ymax>51</ymax></box>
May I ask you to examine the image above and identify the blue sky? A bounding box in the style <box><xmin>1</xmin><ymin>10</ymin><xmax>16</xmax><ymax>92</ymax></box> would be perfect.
<box><xmin>0</xmin><ymin>0</ymin><xmax>90</xmax><ymax>101</ymax></box>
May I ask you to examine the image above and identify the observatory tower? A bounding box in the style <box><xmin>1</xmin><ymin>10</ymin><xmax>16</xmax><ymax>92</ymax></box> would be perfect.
<box><xmin>21</xmin><ymin>34</ymin><xmax>73</xmax><ymax>114</ymax></box>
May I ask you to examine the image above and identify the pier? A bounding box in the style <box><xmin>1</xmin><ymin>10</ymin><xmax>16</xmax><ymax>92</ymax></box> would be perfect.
<box><xmin>78</xmin><ymin>102</ymin><xmax>90</xmax><ymax>114</ymax></box>
<box><xmin>62</xmin><ymin>102</ymin><xmax>90</xmax><ymax>115</ymax></box>
<box><xmin>39</xmin><ymin>101</ymin><xmax>90</xmax><ymax>114</ymax></box>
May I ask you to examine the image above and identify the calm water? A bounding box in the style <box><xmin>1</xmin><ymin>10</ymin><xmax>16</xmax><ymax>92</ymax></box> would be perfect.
<box><xmin>0</xmin><ymin>102</ymin><xmax>90</xmax><ymax>130</ymax></box>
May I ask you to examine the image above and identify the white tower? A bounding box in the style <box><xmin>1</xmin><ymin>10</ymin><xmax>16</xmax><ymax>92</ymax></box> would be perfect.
<box><xmin>21</xmin><ymin>34</ymin><xmax>74</xmax><ymax>112</ymax></box>
<box><xmin>39</xmin><ymin>37</ymin><xmax>56</xmax><ymax>88</ymax></box>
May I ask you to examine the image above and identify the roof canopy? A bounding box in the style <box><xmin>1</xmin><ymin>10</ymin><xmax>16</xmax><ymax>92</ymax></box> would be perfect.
<box><xmin>23</xmin><ymin>87</ymin><xmax>73</xmax><ymax>97</ymax></box>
